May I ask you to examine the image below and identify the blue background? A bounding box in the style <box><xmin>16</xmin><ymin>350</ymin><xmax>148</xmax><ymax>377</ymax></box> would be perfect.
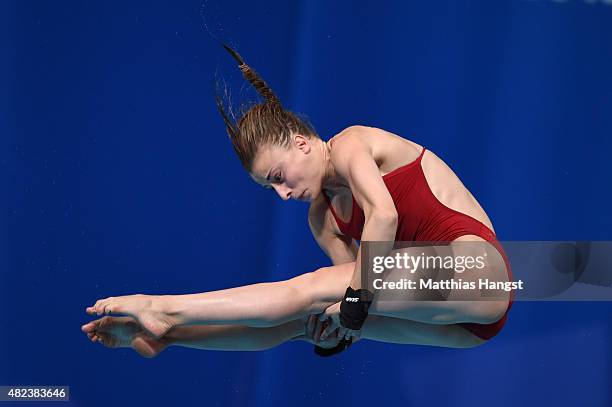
<box><xmin>1</xmin><ymin>0</ymin><xmax>611</xmax><ymax>406</ymax></box>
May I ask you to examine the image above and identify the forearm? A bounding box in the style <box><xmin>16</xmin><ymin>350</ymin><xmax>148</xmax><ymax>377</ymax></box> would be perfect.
<box><xmin>348</xmin><ymin>213</ymin><xmax>397</xmax><ymax>289</ymax></box>
<box><xmin>162</xmin><ymin>320</ymin><xmax>305</xmax><ymax>351</ymax></box>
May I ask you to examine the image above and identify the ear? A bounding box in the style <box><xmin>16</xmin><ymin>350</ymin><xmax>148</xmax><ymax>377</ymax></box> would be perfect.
<box><xmin>293</xmin><ymin>134</ymin><xmax>311</xmax><ymax>154</ymax></box>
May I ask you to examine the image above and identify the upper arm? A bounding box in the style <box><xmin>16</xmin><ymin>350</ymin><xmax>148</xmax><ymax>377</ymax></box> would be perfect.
<box><xmin>308</xmin><ymin>200</ymin><xmax>357</xmax><ymax>265</ymax></box>
<box><xmin>330</xmin><ymin>127</ymin><xmax>398</xmax><ymax>220</ymax></box>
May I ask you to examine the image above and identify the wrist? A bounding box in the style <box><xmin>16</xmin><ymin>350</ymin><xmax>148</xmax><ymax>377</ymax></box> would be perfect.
<box><xmin>339</xmin><ymin>287</ymin><xmax>374</xmax><ymax>330</ymax></box>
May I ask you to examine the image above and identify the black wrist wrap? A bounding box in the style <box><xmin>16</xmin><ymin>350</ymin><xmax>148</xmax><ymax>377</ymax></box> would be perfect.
<box><xmin>339</xmin><ymin>287</ymin><xmax>374</xmax><ymax>330</ymax></box>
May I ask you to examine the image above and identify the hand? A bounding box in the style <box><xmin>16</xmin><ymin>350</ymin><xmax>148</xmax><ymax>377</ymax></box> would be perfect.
<box><xmin>303</xmin><ymin>313</ymin><xmax>340</xmax><ymax>348</ymax></box>
<box><xmin>319</xmin><ymin>301</ymin><xmax>361</xmax><ymax>343</ymax></box>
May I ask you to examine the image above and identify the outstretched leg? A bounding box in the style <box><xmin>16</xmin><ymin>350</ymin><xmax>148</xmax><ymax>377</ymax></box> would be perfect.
<box><xmin>360</xmin><ymin>315</ymin><xmax>484</xmax><ymax>348</ymax></box>
<box><xmin>86</xmin><ymin>238</ymin><xmax>509</xmax><ymax>338</ymax></box>
<box><xmin>81</xmin><ymin>316</ymin><xmax>308</xmax><ymax>356</ymax></box>
<box><xmin>86</xmin><ymin>269</ymin><xmax>346</xmax><ymax>337</ymax></box>
<box><xmin>82</xmin><ymin>313</ymin><xmax>484</xmax><ymax>359</ymax></box>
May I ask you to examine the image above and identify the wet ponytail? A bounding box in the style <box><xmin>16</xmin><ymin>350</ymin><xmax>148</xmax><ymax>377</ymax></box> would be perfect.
<box><xmin>221</xmin><ymin>44</ymin><xmax>281</xmax><ymax>108</ymax></box>
<box><xmin>215</xmin><ymin>44</ymin><xmax>318</xmax><ymax>171</ymax></box>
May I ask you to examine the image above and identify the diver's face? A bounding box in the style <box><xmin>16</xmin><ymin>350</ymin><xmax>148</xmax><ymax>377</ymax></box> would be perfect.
<box><xmin>250</xmin><ymin>136</ymin><xmax>322</xmax><ymax>202</ymax></box>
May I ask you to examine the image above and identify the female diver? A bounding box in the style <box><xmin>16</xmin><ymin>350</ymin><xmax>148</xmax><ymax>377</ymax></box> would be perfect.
<box><xmin>82</xmin><ymin>45</ymin><xmax>512</xmax><ymax>357</ymax></box>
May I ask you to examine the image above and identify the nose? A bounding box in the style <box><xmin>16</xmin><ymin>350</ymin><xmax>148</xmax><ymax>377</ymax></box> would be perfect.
<box><xmin>273</xmin><ymin>184</ymin><xmax>292</xmax><ymax>201</ymax></box>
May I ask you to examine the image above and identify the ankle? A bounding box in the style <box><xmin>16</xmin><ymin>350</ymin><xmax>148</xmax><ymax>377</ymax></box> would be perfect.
<box><xmin>150</xmin><ymin>295</ymin><xmax>172</xmax><ymax>315</ymax></box>
<box><xmin>151</xmin><ymin>295</ymin><xmax>183</xmax><ymax>324</ymax></box>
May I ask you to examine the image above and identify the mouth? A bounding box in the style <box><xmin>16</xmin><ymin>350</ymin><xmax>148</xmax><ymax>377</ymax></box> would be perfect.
<box><xmin>298</xmin><ymin>190</ymin><xmax>308</xmax><ymax>201</ymax></box>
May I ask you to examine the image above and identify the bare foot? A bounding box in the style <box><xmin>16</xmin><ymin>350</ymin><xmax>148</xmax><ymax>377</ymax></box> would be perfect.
<box><xmin>86</xmin><ymin>294</ymin><xmax>176</xmax><ymax>338</ymax></box>
<box><xmin>81</xmin><ymin>316</ymin><xmax>167</xmax><ymax>358</ymax></box>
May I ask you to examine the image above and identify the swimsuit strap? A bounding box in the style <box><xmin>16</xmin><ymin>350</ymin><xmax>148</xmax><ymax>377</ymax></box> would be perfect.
<box><xmin>323</xmin><ymin>192</ymin><xmax>349</xmax><ymax>230</ymax></box>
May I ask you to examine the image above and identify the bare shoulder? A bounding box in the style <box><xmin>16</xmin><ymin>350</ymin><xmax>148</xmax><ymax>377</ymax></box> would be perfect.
<box><xmin>328</xmin><ymin>125</ymin><xmax>421</xmax><ymax>170</ymax></box>
<box><xmin>327</xmin><ymin>125</ymin><xmax>496</xmax><ymax>235</ymax></box>
<box><xmin>328</xmin><ymin>125</ymin><xmax>387</xmax><ymax>146</ymax></box>
<box><xmin>327</xmin><ymin>125</ymin><xmax>372</xmax><ymax>158</ymax></box>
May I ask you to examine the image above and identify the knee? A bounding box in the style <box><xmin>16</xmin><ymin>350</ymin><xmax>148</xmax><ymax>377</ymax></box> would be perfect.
<box><xmin>458</xmin><ymin>337</ymin><xmax>488</xmax><ymax>349</ymax></box>
<box><xmin>286</xmin><ymin>266</ymin><xmax>334</xmax><ymax>292</ymax></box>
<box><xmin>285</xmin><ymin>270</ymin><xmax>318</xmax><ymax>297</ymax></box>
<box><xmin>470</xmin><ymin>299</ymin><xmax>509</xmax><ymax>324</ymax></box>
<box><xmin>285</xmin><ymin>266</ymin><xmax>342</xmax><ymax>313</ymax></box>
<box><xmin>253</xmin><ymin>272</ymin><xmax>327</xmax><ymax>326</ymax></box>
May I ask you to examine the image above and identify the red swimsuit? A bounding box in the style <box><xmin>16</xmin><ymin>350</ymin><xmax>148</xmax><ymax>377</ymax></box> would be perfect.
<box><xmin>323</xmin><ymin>146</ymin><xmax>513</xmax><ymax>340</ymax></box>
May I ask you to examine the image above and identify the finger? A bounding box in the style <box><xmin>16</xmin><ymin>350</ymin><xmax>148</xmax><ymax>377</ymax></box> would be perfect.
<box><xmin>314</xmin><ymin>316</ymin><xmax>326</xmax><ymax>342</ymax></box>
<box><xmin>337</xmin><ymin>327</ymin><xmax>347</xmax><ymax>341</ymax></box>
<box><xmin>306</xmin><ymin>315</ymin><xmax>316</xmax><ymax>338</ymax></box>
<box><xmin>343</xmin><ymin>329</ymin><xmax>351</xmax><ymax>340</ymax></box>
<box><xmin>320</xmin><ymin>320</ymin><xmax>338</xmax><ymax>341</ymax></box>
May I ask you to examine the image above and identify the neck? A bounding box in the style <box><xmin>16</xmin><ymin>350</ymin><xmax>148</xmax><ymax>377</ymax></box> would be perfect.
<box><xmin>317</xmin><ymin>139</ymin><xmax>348</xmax><ymax>193</ymax></box>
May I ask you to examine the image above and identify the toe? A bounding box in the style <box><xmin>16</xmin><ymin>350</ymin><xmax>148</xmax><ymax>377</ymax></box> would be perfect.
<box><xmin>94</xmin><ymin>299</ymin><xmax>108</xmax><ymax>315</ymax></box>
<box><xmin>98</xmin><ymin>299</ymin><xmax>112</xmax><ymax>315</ymax></box>
<box><xmin>81</xmin><ymin>322</ymin><xmax>95</xmax><ymax>333</ymax></box>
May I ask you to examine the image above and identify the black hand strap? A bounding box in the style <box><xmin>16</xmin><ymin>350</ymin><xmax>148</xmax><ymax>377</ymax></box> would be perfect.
<box><xmin>339</xmin><ymin>287</ymin><xmax>374</xmax><ymax>330</ymax></box>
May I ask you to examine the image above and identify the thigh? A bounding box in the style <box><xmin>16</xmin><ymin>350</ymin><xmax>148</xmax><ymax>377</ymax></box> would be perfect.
<box><xmin>291</xmin><ymin>262</ymin><xmax>355</xmax><ymax>314</ymax></box>
<box><xmin>360</xmin><ymin>315</ymin><xmax>486</xmax><ymax>348</ymax></box>
<box><xmin>366</xmin><ymin>244</ymin><xmax>463</xmax><ymax>323</ymax></box>
<box><xmin>291</xmin><ymin>240</ymin><xmax>509</xmax><ymax>323</ymax></box>
<box><xmin>292</xmin><ymin>315</ymin><xmax>486</xmax><ymax>349</ymax></box>
<box><xmin>446</xmin><ymin>235</ymin><xmax>510</xmax><ymax>304</ymax></box>
<box><xmin>286</xmin><ymin>253</ymin><xmax>490</xmax><ymax>347</ymax></box>
<box><xmin>293</xmin><ymin>247</ymin><xmax>461</xmax><ymax>321</ymax></box>
<box><xmin>365</xmin><ymin>241</ymin><xmax>508</xmax><ymax>324</ymax></box>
